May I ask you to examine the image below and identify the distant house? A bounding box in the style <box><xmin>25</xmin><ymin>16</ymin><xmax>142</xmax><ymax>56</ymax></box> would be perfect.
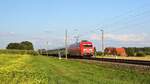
<box><xmin>104</xmin><ymin>47</ymin><xmax>127</xmax><ymax>56</ymax></box>
<box><xmin>115</xmin><ymin>48</ymin><xmax>127</xmax><ymax>56</ymax></box>
<box><xmin>104</xmin><ymin>47</ymin><xmax>116</xmax><ymax>56</ymax></box>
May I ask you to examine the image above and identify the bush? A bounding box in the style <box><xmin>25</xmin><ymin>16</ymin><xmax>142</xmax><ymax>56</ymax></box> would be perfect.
<box><xmin>124</xmin><ymin>48</ymin><xmax>135</xmax><ymax>56</ymax></box>
<box><xmin>96</xmin><ymin>51</ymin><xmax>103</xmax><ymax>56</ymax></box>
<box><xmin>0</xmin><ymin>49</ymin><xmax>38</xmax><ymax>56</ymax></box>
<box><xmin>145</xmin><ymin>52</ymin><xmax>150</xmax><ymax>55</ymax></box>
<box><xmin>6</xmin><ymin>43</ymin><xmax>22</xmax><ymax>50</ymax></box>
<box><xmin>124</xmin><ymin>47</ymin><xmax>150</xmax><ymax>56</ymax></box>
<box><xmin>136</xmin><ymin>52</ymin><xmax>145</xmax><ymax>57</ymax></box>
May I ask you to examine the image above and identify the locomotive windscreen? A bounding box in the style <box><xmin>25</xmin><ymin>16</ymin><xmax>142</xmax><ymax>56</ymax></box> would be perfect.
<box><xmin>83</xmin><ymin>44</ymin><xmax>92</xmax><ymax>47</ymax></box>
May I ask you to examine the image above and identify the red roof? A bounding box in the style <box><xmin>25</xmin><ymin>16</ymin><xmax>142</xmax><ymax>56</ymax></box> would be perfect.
<box><xmin>105</xmin><ymin>47</ymin><xmax>127</xmax><ymax>56</ymax></box>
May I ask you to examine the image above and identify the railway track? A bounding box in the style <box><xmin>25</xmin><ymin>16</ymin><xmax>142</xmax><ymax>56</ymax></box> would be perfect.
<box><xmin>46</xmin><ymin>54</ymin><xmax>150</xmax><ymax>66</ymax></box>
<box><xmin>82</xmin><ymin>57</ymin><xmax>150</xmax><ymax>66</ymax></box>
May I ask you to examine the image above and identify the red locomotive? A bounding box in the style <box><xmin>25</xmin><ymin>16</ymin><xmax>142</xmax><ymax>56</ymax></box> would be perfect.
<box><xmin>68</xmin><ymin>40</ymin><xmax>95</xmax><ymax>57</ymax></box>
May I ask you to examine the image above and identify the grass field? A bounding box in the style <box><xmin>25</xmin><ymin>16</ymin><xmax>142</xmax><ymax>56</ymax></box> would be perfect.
<box><xmin>0</xmin><ymin>54</ymin><xmax>150</xmax><ymax>84</ymax></box>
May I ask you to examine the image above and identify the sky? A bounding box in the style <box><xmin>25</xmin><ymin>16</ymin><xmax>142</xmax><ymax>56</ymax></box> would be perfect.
<box><xmin>0</xmin><ymin>0</ymin><xmax>150</xmax><ymax>50</ymax></box>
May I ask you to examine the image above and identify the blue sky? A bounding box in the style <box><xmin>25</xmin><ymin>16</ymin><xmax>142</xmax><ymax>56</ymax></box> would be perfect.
<box><xmin>0</xmin><ymin>0</ymin><xmax>150</xmax><ymax>50</ymax></box>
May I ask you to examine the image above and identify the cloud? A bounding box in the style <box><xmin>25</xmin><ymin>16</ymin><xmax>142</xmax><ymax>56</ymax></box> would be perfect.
<box><xmin>90</xmin><ymin>33</ymin><xmax>147</xmax><ymax>42</ymax></box>
<box><xmin>30</xmin><ymin>35</ymin><xmax>66</xmax><ymax>49</ymax></box>
<box><xmin>0</xmin><ymin>32</ymin><xmax>16</xmax><ymax>37</ymax></box>
<box><xmin>44</xmin><ymin>30</ymin><xmax>53</xmax><ymax>33</ymax></box>
<box><xmin>105</xmin><ymin>33</ymin><xmax>146</xmax><ymax>42</ymax></box>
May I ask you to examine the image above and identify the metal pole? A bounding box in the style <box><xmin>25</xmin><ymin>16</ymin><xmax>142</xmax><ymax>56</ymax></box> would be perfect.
<box><xmin>46</xmin><ymin>41</ymin><xmax>49</xmax><ymax>56</ymax></box>
<box><xmin>65</xmin><ymin>29</ymin><xmax>68</xmax><ymax>59</ymax></box>
<box><xmin>58</xmin><ymin>49</ymin><xmax>61</xmax><ymax>60</ymax></box>
<box><xmin>74</xmin><ymin>29</ymin><xmax>79</xmax><ymax>43</ymax></box>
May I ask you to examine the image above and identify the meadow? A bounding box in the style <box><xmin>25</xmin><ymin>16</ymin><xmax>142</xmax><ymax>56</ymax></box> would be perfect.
<box><xmin>0</xmin><ymin>54</ymin><xmax>150</xmax><ymax>84</ymax></box>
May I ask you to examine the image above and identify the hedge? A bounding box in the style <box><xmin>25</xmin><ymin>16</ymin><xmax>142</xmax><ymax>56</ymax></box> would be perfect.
<box><xmin>0</xmin><ymin>49</ymin><xmax>39</xmax><ymax>56</ymax></box>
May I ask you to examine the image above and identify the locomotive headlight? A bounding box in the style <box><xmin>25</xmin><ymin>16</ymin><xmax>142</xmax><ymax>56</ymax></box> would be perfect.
<box><xmin>83</xmin><ymin>49</ymin><xmax>87</xmax><ymax>51</ymax></box>
<box><xmin>89</xmin><ymin>49</ymin><xmax>93</xmax><ymax>52</ymax></box>
<box><xmin>83</xmin><ymin>49</ymin><xmax>87</xmax><ymax>53</ymax></box>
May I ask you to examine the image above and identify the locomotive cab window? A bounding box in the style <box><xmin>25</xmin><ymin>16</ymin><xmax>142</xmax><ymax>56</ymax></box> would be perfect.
<box><xmin>83</xmin><ymin>44</ymin><xmax>92</xmax><ymax>47</ymax></box>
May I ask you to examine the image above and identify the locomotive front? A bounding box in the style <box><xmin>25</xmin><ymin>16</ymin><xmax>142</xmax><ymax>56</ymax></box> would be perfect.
<box><xmin>80</xmin><ymin>41</ymin><xmax>94</xmax><ymax>57</ymax></box>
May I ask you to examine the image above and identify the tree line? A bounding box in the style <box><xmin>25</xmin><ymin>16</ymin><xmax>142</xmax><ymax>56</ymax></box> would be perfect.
<box><xmin>124</xmin><ymin>47</ymin><xmax>150</xmax><ymax>56</ymax></box>
<box><xmin>5</xmin><ymin>41</ymin><xmax>150</xmax><ymax>57</ymax></box>
<box><xmin>6</xmin><ymin>41</ymin><xmax>34</xmax><ymax>50</ymax></box>
<box><xmin>96</xmin><ymin>47</ymin><xmax>150</xmax><ymax>57</ymax></box>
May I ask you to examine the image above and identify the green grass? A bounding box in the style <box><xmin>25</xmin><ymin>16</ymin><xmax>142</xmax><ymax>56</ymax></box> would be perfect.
<box><xmin>0</xmin><ymin>54</ymin><xmax>150</xmax><ymax>84</ymax></box>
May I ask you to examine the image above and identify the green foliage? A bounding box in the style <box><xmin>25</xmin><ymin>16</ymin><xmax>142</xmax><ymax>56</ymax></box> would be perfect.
<box><xmin>145</xmin><ymin>52</ymin><xmax>150</xmax><ymax>55</ymax></box>
<box><xmin>6</xmin><ymin>41</ymin><xmax>34</xmax><ymax>50</ymax></box>
<box><xmin>96</xmin><ymin>51</ymin><xmax>103</xmax><ymax>56</ymax></box>
<box><xmin>20</xmin><ymin>41</ymin><xmax>34</xmax><ymax>50</ymax></box>
<box><xmin>125</xmin><ymin>48</ymin><xmax>135</xmax><ymax>56</ymax></box>
<box><xmin>0</xmin><ymin>49</ymin><xmax>38</xmax><ymax>56</ymax></box>
<box><xmin>136</xmin><ymin>52</ymin><xmax>145</xmax><ymax>57</ymax></box>
<box><xmin>38</xmin><ymin>49</ymin><xmax>47</xmax><ymax>54</ymax></box>
<box><xmin>6</xmin><ymin>43</ymin><xmax>22</xmax><ymax>50</ymax></box>
<box><xmin>125</xmin><ymin>47</ymin><xmax>150</xmax><ymax>56</ymax></box>
<box><xmin>0</xmin><ymin>54</ymin><xmax>150</xmax><ymax>84</ymax></box>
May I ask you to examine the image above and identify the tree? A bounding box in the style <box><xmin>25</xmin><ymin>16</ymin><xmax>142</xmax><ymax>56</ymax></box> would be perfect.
<box><xmin>38</xmin><ymin>49</ymin><xmax>47</xmax><ymax>54</ymax></box>
<box><xmin>20</xmin><ymin>41</ymin><xmax>34</xmax><ymax>50</ymax></box>
<box><xmin>6</xmin><ymin>41</ymin><xmax>34</xmax><ymax>50</ymax></box>
<box><xmin>6</xmin><ymin>43</ymin><xmax>22</xmax><ymax>50</ymax></box>
<box><xmin>124</xmin><ymin>47</ymin><xmax>135</xmax><ymax>56</ymax></box>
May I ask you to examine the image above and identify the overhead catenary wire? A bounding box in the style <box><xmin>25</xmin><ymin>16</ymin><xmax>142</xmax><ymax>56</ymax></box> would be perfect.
<box><xmin>76</xmin><ymin>8</ymin><xmax>150</xmax><ymax>37</ymax></box>
<box><xmin>108</xmin><ymin>18</ymin><xmax>150</xmax><ymax>33</ymax></box>
<box><xmin>64</xmin><ymin>3</ymin><xmax>150</xmax><ymax>50</ymax></box>
<box><xmin>97</xmin><ymin>3</ymin><xmax>150</xmax><ymax>30</ymax></box>
<box><xmin>106</xmin><ymin>10</ymin><xmax>150</xmax><ymax>33</ymax></box>
<box><xmin>83</xmin><ymin>3</ymin><xmax>150</xmax><ymax>35</ymax></box>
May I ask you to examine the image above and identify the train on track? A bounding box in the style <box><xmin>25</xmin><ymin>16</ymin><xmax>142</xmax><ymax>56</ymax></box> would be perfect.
<box><xmin>68</xmin><ymin>40</ymin><xmax>95</xmax><ymax>57</ymax></box>
<box><xmin>40</xmin><ymin>40</ymin><xmax>96</xmax><ymax>57</ymax></box>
